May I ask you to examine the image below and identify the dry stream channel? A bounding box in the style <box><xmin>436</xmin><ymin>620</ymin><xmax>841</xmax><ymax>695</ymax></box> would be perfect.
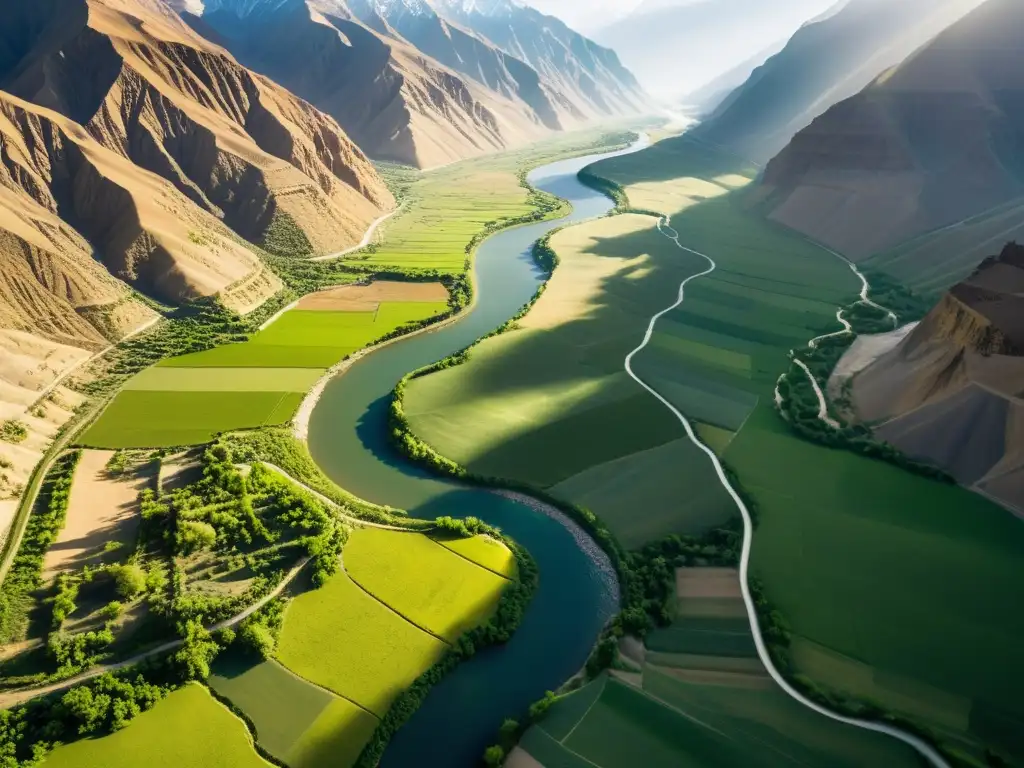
<box><xmin>307</xmin><ymin>139</ymin><xmax>649</xmax><ymax>766</ymax></box>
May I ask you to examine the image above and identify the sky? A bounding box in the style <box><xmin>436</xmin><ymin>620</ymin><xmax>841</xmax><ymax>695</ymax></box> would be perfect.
<box><xmin>523</xmin><ymin>0</ymin><xmax>646</xmax><ymax>33</ymax></box>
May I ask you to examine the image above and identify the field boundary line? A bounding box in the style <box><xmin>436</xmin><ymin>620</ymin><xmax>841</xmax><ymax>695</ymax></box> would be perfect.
<box><xmin>341</xmin><ymin>563</ymin><xmax>452</xmax><ymax>646</ymax></box>
<box><xmin>263</xmin><ymin>657</ymin><xmax>381</xmax><ymax>720</ymax></box>
<box><xmin>558</xmin><ymin>674</ymin><xmax>608</xmax><ymax>745</ymax></box>
<box><xmin>617</xmin><ymin>214</ymin><xmax>951</xmax><ymax>768</ymax></box>
<box><xmin>428</xmin><ymin>537</ymin><xmax>514</xmax><ymax>581</ymax></box>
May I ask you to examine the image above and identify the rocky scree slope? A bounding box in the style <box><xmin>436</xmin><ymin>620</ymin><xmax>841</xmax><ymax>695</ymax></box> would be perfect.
<box><xmin>853</xmin><ymin>242</ymin><xmax>1024</xmax><ymax>513</ymax></box>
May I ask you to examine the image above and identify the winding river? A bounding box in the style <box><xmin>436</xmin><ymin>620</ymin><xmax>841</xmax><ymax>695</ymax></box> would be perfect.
<box><xmin>307</xmin><ymin>137</ymin><xmax>649</xmax><ymax>767</ymax></box>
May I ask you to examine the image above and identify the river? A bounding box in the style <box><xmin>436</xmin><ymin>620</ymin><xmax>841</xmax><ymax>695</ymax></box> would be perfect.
<box><xmin>306</xmin><ymin>136</ymin><xmax>649</xmax><ymax>767</ymax></box>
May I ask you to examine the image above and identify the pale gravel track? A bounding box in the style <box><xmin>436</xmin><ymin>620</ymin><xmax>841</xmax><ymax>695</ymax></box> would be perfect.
<box><xmin>622</xmin><ymin>215</ymin><xmax>950</xmax><ymax>768</ymax></box>
<box><xmin>309</xmin><ymin>203</ymin><xmax>406</xmax><ymax>262</ymax></box>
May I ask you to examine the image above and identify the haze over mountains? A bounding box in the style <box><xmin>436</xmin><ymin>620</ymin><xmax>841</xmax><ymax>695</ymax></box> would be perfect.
<box><xmin>692</xmin><ymin>0</ymin><xmax>988</xmax><ymax>164</ymax></box>
<box><xmin>756</xmin><ymin>0</ymin><xmax>1024</xmax><ymax>258</ymax></box>
<box><xmin>184</xmin><ymin>0</ymin><xmax>647</xmax><ymax>168</ymax></box>
<box><xmin>593</xmin><ymin>0</ymin><xmax>837</xmax><ymax>99</ymax></box>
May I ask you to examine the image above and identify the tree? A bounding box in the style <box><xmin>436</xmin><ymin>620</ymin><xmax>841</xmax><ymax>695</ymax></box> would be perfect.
<box><xmin>176</xmin><ymin>520</ymin><xmax>217</xmax><ymax>554</ymax></box>
<box><xmin>110</xmin><ymin>564</ymin><xmax>147</xmax><ymax>599</ymax></box>
<box><xmin>483</xmin><ymin>745</ymin><xmax>505</xmax><ymax>767</ymax></box>
<box><xmin>174</xmin><ymin>620</ymin><xmax>220</xmax><ymax>680</ymax></box>
<box><xmin>238</xmin><ymin>622</ymin><xmax>275</xmax><ymax>659</ymax></box>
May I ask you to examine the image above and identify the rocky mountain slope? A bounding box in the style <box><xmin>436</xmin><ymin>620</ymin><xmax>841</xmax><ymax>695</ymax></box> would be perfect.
<box><xmin>693</xmin><ymin>0</ymin><xmax>986</xmax><ymax>164</ymax></box>
<box><xmin>186</xmin><ymin>0</ymin><xmax>646</xmax><ymax>168</ymax></box>
<box><xmin>853</xmin><ymin>242</ymin><xmax>1024</xmax><ymax>513</ymax></box>
<box><xmin>592</xmin><ymin>0</ymin><xmax>836</xmax><ymax>100</ymax></box>
<box><xmin>436</xmin><ymin>0</ymin><xmax>648</xmax><ymax>120</ymax></box>
<box><xmin>756</xmin><ymin>0</ymin><xmax>1024</xmax><ymax>260</ymax></box>
<box><xmin>2</xmin><ymin>0</ymin><xmax>393</xmax><ymax>259</ymax></box>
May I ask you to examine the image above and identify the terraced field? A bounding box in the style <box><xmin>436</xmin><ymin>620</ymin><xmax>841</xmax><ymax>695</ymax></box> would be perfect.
<box><xmin>42</xmin><ymin>684</ymin><xmax>270</xmax><ymax>768</ymax></box>
<box><xmin>80</xmin><ymin>289</ymin><xmax>448</xmax><ymax>448</ymax></box>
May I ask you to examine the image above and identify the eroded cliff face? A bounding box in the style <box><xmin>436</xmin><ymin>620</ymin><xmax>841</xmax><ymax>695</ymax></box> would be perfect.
<box><xmin>853</xmin><ymin>242</ymin><xmax>1024</xmax><ymax>511</ymax></box>
<box><xmin>1</xmin><ymin>0</ymin><xmax>393</xmax><ymax>255</ymax></box>
<box><xmin>756</xmin><ymin>0</ymin><xmax>1024</xmax><ymax>259</ymax></box>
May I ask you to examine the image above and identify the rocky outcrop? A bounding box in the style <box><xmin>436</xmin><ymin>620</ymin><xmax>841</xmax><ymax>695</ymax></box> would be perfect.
<box><xmin>756</xmin><ymin>0</ymin><xmax>1024</xmax><ymax>259</ymax></box>
<box><xmin>1</xmin><ymin>0</ymin><xmax>393</xmax><ymax>256</ymax></box>
<box><xmin>853</xmin><ymin>242</ymin><xmax>1024</xmax><ymax>512</ymax></box>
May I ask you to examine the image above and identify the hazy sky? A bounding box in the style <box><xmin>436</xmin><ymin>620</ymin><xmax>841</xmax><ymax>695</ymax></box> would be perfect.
<box><xmin>523</xmin><ymin>0</ymin><xmax>646</xmax><ymax>33</ymax></box>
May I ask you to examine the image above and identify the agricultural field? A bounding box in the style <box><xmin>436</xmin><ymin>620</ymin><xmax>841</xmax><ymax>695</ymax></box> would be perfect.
<box><xmin>275</xmin><ymin>526</ymin><xmax>511</xmax><ymax>716</ymax></box>
<box><xmin>436</xmin><ymin>533</ymin><xmax>517</xmax><ymax>578</ymax></box>
<box><xmin>275</xmin><ymin>567</ymin><xmax>447</xmax><ymax>716</ymax></box>
<box><xmin>517</xmin><ymin>567</ymin><xmax>919</xmax><ymax>767</ymax></box>
<box><xmin>344</xmin><ymin>527</ymin><xmax>510</xmax><ymax>641</ymax></box>
<box><xmin>404</xmin><ymin>214</ymin><xmax>737</xmax><ymax>545</ymax></box>
<box><xmin>42</xmin><ymin>683</ymin><xmax>270</xmax><ymax>768</ymax></box>
<box><xmin>354</xmin><ymin>130</ymin><xmax>636</xmax><ymax>273</ymax></box>
<box><xmin>209</xmin><ymin>653</ymin><xmax>378</xmax><ymax>768</ymax></box>
<box><xmin>80</xmin><ymin>287</ymin><xmax>448</xmax><ymax>449</ymax></box>
<box><xmin>585</xmin><ymin>135</ymin><xmax>1024</xmax><ymax>761</ymax></box>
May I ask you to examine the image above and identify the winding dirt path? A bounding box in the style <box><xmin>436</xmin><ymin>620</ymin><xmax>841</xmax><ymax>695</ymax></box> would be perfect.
<box><xmin>309</xmin><ymin>203</ymin><xmax>407</xmax><ymax>262</ymax></box>
<box><xmin>622</xmin><ymin>215</ymin><xmax>950</xmax><ymax>768</ymax></box>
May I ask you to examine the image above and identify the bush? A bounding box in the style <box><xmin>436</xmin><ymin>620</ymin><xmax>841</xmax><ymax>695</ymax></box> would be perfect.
<box><xmin>176</xmin><ymin>520</ymin><xmax>217</xmax><ymax>554</ymax></box>
<box><xmin>483</xmin><ymin>745</ymin><xmax>505</xmax><ymax>767</ymax></box>
<box><xmin>0</xmin><ymin>420</ymin><xmax>28</xmax><ymax>444</ymax></box>
<box><xmin>110</xmin><ymin>564</ymin><xmax>148</xmax><ymax>600</ymax></box>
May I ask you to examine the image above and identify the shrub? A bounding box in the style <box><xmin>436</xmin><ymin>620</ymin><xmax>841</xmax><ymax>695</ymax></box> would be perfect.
<box><xmin>0</xmin><ymin>420</ymin><xmax>28</xmax><ymax>444</ymax></box>
<box><xmin>176</xmin><ymin>520</ymin><xmax>217</xmax><ymax>554</ymax></box>
<box><xmin>110</xmin><ymin>564</ymin><xmax>148</xmax><ymax>599</ymax></box>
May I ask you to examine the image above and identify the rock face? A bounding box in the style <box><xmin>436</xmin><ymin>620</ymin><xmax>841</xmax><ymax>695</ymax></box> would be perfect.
<box><xmin>436</xmin><ymin>0</ymin><xmax>648</xmax><ymax>121</ymax></box>
<box><xmin>853</xmin><ymin>242</ymin><xmax>1024</xmax><ymax>512</ymax></box>
<box><xmin>693</xmin><ymin>0</ymin><xmax>987</xmax><ymax>165</ymax></box>
<box><xmin>1</xmin><ymin>0</ymin><xmax>393</xmax><ymax>259</ymax></box>
<box><xmin>188</xmin><ymin>0</ymin><xmax>646</xmax><ymax>168</ymax></box>
<box><xmin>755</xmin><ymin>0</ymin><xmax>1024</xmax><ymax>260</ymax></box>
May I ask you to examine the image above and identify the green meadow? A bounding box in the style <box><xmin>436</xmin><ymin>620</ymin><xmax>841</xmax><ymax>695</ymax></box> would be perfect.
<box><xmin>42</xmin><ymin>684</ymin><xmax>270</xmax><ymax>768</ymax></box>
<box><xmin>209</xmin><ymin>654</ymin><xmax>378</xmax><ymax>768</ymax></box>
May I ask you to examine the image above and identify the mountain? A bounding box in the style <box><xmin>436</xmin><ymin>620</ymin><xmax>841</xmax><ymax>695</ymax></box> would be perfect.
<box><xmin>435</xmin><ymin>0</ymin><xmax>648</xmax><ymax>120</ymax></box>
<box><xmin>185</xmin><ymin>0</ymin><xmax>646</xmax><ymax>169</ymax></box>
<box><xmin>1</xmin><ymin>0</ymin><xmax>394</xmax><ymax>260</ymax></box>
<box><xmin>592</xmin><ymin>0</ymin><xmax>836</xmax><ymax>100</ymax></box>
<box><xmin>680</xmin><ymin>36</ymin><xmax>788</xmax><ymax>116</ymax></box>
<box><xmin>692</xmin><ymin>0</ymin><xmax>986</xmax><ymax>165</ymax></box>
<box><xmin>852</xmin><ymin>242</ymin><xmax>1024</xmax><ymax>513</ymax></box>
<box><xmin>756</xmin><ymin>0</ymin><xmax>1024</xmax><ymax>259</ymax></box>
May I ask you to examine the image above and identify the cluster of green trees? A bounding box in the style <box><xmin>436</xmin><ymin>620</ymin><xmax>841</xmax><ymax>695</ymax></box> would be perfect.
<box><xmin>0</xmin><ymin>451</ymin><xmax>81</xmax><ymax>644</ymax></box>
<box><xmin>237</xmin><ymin>599</ymin><xmax>285</xmax><ymax>660</ymax></box>
<box><xmin>859</xmin><ymin>269</ymin><xmax>935</xmax><ymax>323</ymax></box>
<box><xmin>355</xmin><ymin>520</ymin><xmax>538</xmax><ymax>768</ymax></box>
<box><xmin>260</xmin><ymin>210</ymin><xmax>314</xmax><ymax>258</ymax></box>
<box><xmin>843</xmin><ymin>302</ymin><xmax>895</xmax><ymax>335</ymax></box>
<box><xmin>780</xmin><ymin>346</ymin><xmax>953</xmax><ymax>484</ymax></box>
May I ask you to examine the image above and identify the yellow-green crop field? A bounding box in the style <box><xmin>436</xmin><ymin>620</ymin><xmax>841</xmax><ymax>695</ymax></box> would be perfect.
<box><xmin>80</xmin><ymin>300</ymin><xmax>446</xmax><ymax>449</ymax></box>
<box><xmin>276</xmin><ymin>567</ymin><xmax>447</xmax><ymax>716</ymax></box>
<box><xmin>345</xmin><ymin>528</ymin><xmax>510</xmax><ymax>641</ymax></box>
<box><xmin>42</xmin><ymin>684</ymin><xmax>270</xmax><ymax>768</ymax></box>
<box><xmin>437</xmin><ymin>534</ymin><xmax>518</xmax><ymax>578</ymax></box>
<box><xmin>356</xmin><ymin>129</ymin><xmax>636</xmax><ymax>273</ymax></box>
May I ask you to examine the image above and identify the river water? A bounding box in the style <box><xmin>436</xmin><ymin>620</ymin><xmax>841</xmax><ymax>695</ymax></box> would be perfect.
<box><xmin>307</xmin><ymin>137</ymin><xmax>648</xmax><ymax>767</ymax></box>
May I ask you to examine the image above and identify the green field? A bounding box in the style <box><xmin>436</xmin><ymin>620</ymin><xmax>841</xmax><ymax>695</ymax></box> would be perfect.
<box><xmin>209</xmin><ymin>653</ymin><xmax>378</xmax><ymax>768</ymax></box>
<box><xmin>404</xmin><ymin>214</ymin><xmax>737</xmax><ymax>542</ymax></box>
<box><xmin>436</xmin><ymin>534</ymin><xmax>517</xmax><ymax>578</ymax></box>
<box><xmin>519</xmin><ymin>672</ymin><xmax>919</xmax><ymax>768</ymax></box>
<box><xmin>358</xmin><ymin>130</ymin><xmax>635</xmax><ymax>273</ymax></box>
<box><xmin>125</xmin><ymin>367</ymin><xmax>324</xmax><ymax>392</ymax></box>
<box><xmin>586</xmin><ymin>134</ymin><xmax>1024</xmax><ymax>760</ymax></box>
<box><xmin>42</xmin><ymin>684</ymin><xmax>270</xmax><ymax>768</ymax></box>
<box><xmin>80</xmin><ymin>390</ymin><xmax>303</xmax><ymax>448</ymax></box>
<box><xmin>276</xmin><ymin>568</ymin><xmax>447</xmax><ymax>716</ymax></box>
<box><xmin>163</xmin><ymin>304</ymin><xmax>447</xmax><ymax>369</ymax></box>
<box><xmin>345</xmin><ymin>528</ymin><xmax>509</xmax><ymax>642</ymax></box>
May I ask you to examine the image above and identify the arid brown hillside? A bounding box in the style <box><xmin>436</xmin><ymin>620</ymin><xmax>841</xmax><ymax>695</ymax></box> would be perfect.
<box><xmin>1</xmin><ymin>0</ymin><xmax>393</xmax><ymax>256</ymax></box>
<box><xmin>757</xmin><ymin>0</ymin><xmax>1024</xmax><ymax>260</ymax></box>
<box><xmin>853</xmin><ymin>242</ymin><xmax>1024</xmax><ymax>513</ymax></box>
<box><xmin>189</xmin><ymin>0</ymin><xmax>644</xmax><ymax>169</ymax></box>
